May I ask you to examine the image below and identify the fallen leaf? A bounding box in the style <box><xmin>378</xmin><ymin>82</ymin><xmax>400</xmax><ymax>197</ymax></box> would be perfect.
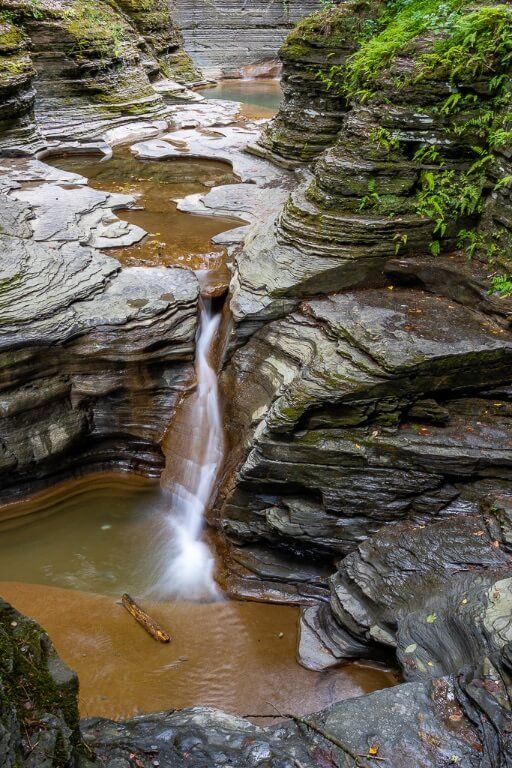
<box><xmin>404</xmin><ymin>643</ymin><xmax>417</xmax><ymax>653</ymax></box>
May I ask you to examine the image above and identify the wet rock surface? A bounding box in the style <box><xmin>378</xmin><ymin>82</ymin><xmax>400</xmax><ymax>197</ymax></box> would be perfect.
<box><xmin>220</xmin><ymin>289</ymin><xmax>512</xmax><ymax>589</ymax></box>
<box><xmin>231</xmin><ymin>1</ymin><xmax>512</xmax><ymax>331</ymax></box>
<box><xmin>131</xmin><ymin>114</ymin><xmax>294</xmax><ymax>253</ymax></box>
<box><xmin>0</xmin><ymin>12</ymin><xmax>43</xmax><ymax>154</ymax></box>
<box><xmin>0</xmin><ymin>159</ymin><xmax>199</xmax><ymax>502</ymax></box>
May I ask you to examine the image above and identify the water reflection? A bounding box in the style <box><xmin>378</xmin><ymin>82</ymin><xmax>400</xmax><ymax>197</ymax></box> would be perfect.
<box><xmin>45</xmin><ymin>151</ymin><xmax>242</xmax><ymax>269</ymax></box>
<box><xmin>200</xmin><ymin>79</ymin><xmax>283</xmax><ymax>116</ymax></box>
<box><xmin>0</xmin><ymin>475</ymin><xmax>163</xmax><ymax>595</ymax></box>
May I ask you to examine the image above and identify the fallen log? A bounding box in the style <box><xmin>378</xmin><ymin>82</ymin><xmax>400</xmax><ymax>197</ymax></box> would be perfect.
<box><xmin>121</xmin><ymin>594</ymin><xmax>171</xmax><ymax>643</ymax></box>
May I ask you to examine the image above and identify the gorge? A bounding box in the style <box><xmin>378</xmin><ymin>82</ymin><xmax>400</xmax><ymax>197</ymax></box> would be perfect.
<box><xmin>0</xmin><ymin>0</ymin><xmax>512</xmax><ymax>767</ymax></box>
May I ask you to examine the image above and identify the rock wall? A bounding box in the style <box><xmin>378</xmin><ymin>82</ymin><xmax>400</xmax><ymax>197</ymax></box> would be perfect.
<box><xmin>0</xmin><ymin>0</ymin><xmax>198</xmax><ymax>151</ymax></box>
<box><xmin>219</xmin><ymin>0</ymin><xmax>512</xmax><ymax>622</ymax></box>
<box><xmin>0</xmin><ymin>159</ymin><xmax>198</xmax><ymax>503</ymax></box>
<box><xmin>233</xmin><ymin>2</ymin><xmax>512</xmax><ymax>331</ymax></box>
<box><xmin>0</xmin><ymin>13</ymin><xmax>43</xmax><ymax>154</ymax></box>
<box><xmin>172</xmin><ymin>0</ymin><xmax>323</xmax><ymax>79</ymax></box>
<box><xmin>252</xmin><ymin>1</ymin><xmax>380</xmax><ymax>166</ymax></box>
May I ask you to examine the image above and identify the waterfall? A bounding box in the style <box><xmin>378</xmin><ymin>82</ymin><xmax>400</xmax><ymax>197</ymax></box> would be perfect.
<box><xmin>151</xmin><ymin>298</ymin><xmax>225</xmax><ymax>601</ymax></box>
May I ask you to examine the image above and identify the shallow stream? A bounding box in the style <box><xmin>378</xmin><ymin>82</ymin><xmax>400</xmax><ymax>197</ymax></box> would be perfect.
<box><xmin>1</xmin><ymin>82</ymin><xmax>398</xmax><ymax>721</ymax></box>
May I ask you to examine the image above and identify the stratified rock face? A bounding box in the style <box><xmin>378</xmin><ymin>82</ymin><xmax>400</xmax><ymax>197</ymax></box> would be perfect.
<box><xmin>219</xmin><ymin>286</ymin><xmax>512</xmax><ymax>597</ymax></box>
<box><xmin>114</xmin><ymin>0</ymin><xmax>200</xmax><ymax>83</ymax></box>
<box><xmin>0</xmin><ymin>0</ymin><xmax>199</xmax><ymax>149</ymax></box>
<box><xmin>0</xmin><ymin>160</ymin><xmax>198</xmax><ymax>502</ymax></box>
<box><xmin>219</xmin><ymin>2</ymin><xmax>512</xmax><ymax>716</ymax></box>
<box><xmin>232</xmin><ymin>1</ymin><xmax>512</xmax><ymax>329</ymax></box>
<box><xmin>300</xmin><ymin>506</ymin><xmax>512</xmax><ymax>668</ymax></box>
<box><xmin>172</xmin><ymin>0</ymin><xmax>322</xmax><ymax>79</ymax></box>
<box><xmin>253</xmin><ymin>1</ymin><xmax>380</xmax><ymax>166</ymax></box>
<box><xmin>0</xmin><ymin>13</ymin><xmax>43</xmax><ymax>154</ymax></box>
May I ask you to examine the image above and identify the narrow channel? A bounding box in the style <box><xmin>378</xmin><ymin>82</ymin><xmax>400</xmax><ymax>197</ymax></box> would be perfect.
<box><xmin>154</xmin><ymin>296</ymin><xmax>226</xmax><ymax>601</ymax></box>
<box><xmin>0</xmin><ymin>83</ymin><xmax>398</xmax><ymax>720</ymax></box>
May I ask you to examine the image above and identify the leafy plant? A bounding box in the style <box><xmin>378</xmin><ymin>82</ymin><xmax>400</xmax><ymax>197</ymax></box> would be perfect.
<box><xmin>489</xmin><ymin>275</ymin><xmax>512</xmax><ymax>297</ymax></box>
<box><xmin>359</xmin><ymin>178</ymin><xmax>381</xmax><ymax>210</ymax></box>
<box><xmin>370</xmin><ymin>126</ymin><xmax>401</xmax><ymax>153</ymax></box>
<box><xmin>415</xmin><ymin>168</ymin><xmax>485</xmax><ymax>254</ymax></box>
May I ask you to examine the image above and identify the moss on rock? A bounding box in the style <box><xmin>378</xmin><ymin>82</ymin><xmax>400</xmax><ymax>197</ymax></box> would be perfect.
<box><xmin>0</xmin><ymin>598</ymin><xmax>87</xmax><ymax>767</ymax></box>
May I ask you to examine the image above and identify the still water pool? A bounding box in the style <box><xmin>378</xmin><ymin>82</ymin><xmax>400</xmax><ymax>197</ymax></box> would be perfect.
<box><xmin>200</xmin><ymin>79</ymin><xmax>283</xmax><ymax>116</ymax></box>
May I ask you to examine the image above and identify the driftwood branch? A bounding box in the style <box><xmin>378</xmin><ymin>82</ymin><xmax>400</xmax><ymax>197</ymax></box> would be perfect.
<box><xmin>121</xmin><ymin>594</ymin><xmax>171</xmax><ymax>643</ymax></box>
<box><xmin>266</xmin><ymin>702</ymin><xmax>385</xmax><ymax>767</ymax></box>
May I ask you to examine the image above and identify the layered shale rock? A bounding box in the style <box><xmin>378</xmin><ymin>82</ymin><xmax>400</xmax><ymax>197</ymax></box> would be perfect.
<box><xmin>219</xmin><ymin>286</ymin><xmax>512</xmax><ymax>597</ymax></box>
<box><xmin>299</xmin><ymin>505</ymin><xmax>512</xmax><ymax>669</ymax></box>
<box><xmin>0</xmin><ymin>160</ymin><xmax>198</xmax><ymax>502</ymax></box>
<box><xmin>231</xmin><ymin>1</ymin><xmax>512</xmax><ymax>332</ymax></box>
<box><xmin>217</xmin><ymin>13</ymin><xmax>512</xmax><ymax>740</ymax></box>
<box><xmin>0</xmin><ymin>0</ymin><xmax>198</xmax><ymax>148</ymax></box>
<box><xmin>0</xmin><ymin>13</ymin><xmax>42</xmax><ymax>154</ymax></box>
<box><xmin>173</xmin><ymin>0</ymin><xmax>322</xmax><ymax>80</ymax></box>
<box><xmin>113</xmin><ymin>0</ymin><xmax>200</xmax><ymax>84</ymax></box>
<box><xmin>252</xmin><ymin>1</ymin><xmax>381</xmax><ymax>166</ymax></box>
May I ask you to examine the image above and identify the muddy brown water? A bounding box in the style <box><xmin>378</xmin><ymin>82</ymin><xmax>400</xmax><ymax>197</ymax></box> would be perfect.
<box><xmin>0</xmin><ymin>580</ymin><xmax>397</xmax><ymax>721</ymax></box>
<box><xmin>45</xmin><ymin>151</ymin><xmax>243</xmax><ymax>272</ymax></box>
<box><xmin>0</xmin><ymin>144</ymin><xmax>399</xmax><ymax>720</ymax></box>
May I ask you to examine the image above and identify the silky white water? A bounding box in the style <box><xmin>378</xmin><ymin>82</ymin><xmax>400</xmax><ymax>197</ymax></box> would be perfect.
<box><xmin>151</xmin><ymin>298</ymin><xmax>224</xmax><ymax>601</ymax></box>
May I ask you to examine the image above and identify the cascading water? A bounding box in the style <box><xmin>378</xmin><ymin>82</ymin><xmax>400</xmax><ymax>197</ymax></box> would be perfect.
<box><xmin>151</xmin><ymin>297</ymin><xmax>225</xmax><ymax>601</ymax></box>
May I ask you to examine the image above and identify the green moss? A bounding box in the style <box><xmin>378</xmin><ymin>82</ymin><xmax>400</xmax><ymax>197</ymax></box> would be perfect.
<box><xmin>347</xmin><ymin>0</ymin><xmax>465</xmax><ymax>93</ymax></box>
<box><xmin>113</xmin><ymin>0</ymin><xmax>158</xmax><ymax>11</ymax></box>
<box><xmin>283</xmin><ymin>0</ymin><xmax>380</xmax><ymax>58</ymax></box>
<box><xmin>0</xmin><ymin>19</ymin><xmax>23</xmax><ymax>52</ymax></box>
<box><xmin>0</xmin><ymin>602</ymin><xmax>81</xmax><ymax>763</ymax></box>
<box><xmin>0</xmin><ymin>0</ymin><xmax>58</xmax><ymax>21</ymax></box>
<box><xmin>0</xmin><ymin>51</ymin><xmax>33</xmax><ymax>86</ymax></box>
<box><xmin>63</xmin><ymin>0</ymin><xmax>134</xmax><ymax>60</ymax></box>
<box><xmin>165</xmin><ymin>49</ymin><xmax>201</xmax><ymax>83</ymax></box>
<box><xmin>419</xmin><ymin>5</ymin><xmax>512</xmax><ymax>85</ymax></box>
